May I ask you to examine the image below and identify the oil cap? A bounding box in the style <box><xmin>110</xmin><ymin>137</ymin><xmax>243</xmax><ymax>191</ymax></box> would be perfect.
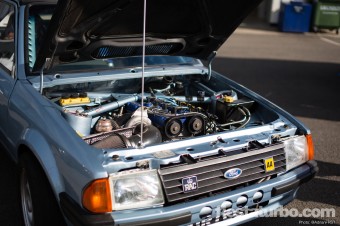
<box><xmin>223</xmin><ymin>95</ymin><xmax>234</xmax><ymax>103</ymax></box>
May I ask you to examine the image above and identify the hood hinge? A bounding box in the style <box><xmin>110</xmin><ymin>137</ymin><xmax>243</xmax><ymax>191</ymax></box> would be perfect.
<box><xmin>206</xmin><ymin>51</ymin><xmax>216</xmax><ymax>81</ymax></box>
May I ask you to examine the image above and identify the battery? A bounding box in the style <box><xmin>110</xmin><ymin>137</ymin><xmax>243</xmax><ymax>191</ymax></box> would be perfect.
<box><xmin>215</xmin><ymin>97</ymin><xmax>254</xmax><ymax>123</ymax></box>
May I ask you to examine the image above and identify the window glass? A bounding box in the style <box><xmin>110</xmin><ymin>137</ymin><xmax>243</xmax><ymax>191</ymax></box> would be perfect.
<box><xmin>0</xmin><ymin>2</ymin><xmax>15</xmax><ymax>73</ymax></box>
<box><xmin>27</xmin><ymin>5</ymin><xmax>54</xmax><ymax>70</ymax></box>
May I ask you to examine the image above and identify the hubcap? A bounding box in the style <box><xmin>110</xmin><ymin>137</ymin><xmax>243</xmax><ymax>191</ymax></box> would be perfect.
<box><xmin>20</xmin><ymin>169</ymin><xmax>34</xmax><ymax>226</ymax></box>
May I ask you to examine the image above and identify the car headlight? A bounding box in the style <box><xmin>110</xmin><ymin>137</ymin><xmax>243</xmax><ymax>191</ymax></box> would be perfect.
<box><xmin>284</xmin><ymin>135</ymin><xmax>313</xmax><ymax>171</ymax></box>
<box><xmin>109</xmin><ymin>169</ymin><xmax>164</xmax><ymax>211</ymax></box>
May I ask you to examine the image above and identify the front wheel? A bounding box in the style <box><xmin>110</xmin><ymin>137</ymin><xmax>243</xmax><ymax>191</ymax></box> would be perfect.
<box><xmin>19</xmin><ymin>152</ymin><xmax>66</xmax><ymax>226</ymax></box>
<box><xmin>20</xmin><ymin>168</ymin><xmax>34</xmax><ymax>226</ymax></box>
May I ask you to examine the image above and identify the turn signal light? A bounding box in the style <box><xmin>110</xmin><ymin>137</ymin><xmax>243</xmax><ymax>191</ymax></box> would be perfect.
<box><xmin>306</xmin><ymin>134</ymin><xmax>314</xmax><ymax>160</ymax></box>
<box><xmin>82</xmin><ymin>178</ymin><xmax>112</xmax><ymax>213</ymax></box>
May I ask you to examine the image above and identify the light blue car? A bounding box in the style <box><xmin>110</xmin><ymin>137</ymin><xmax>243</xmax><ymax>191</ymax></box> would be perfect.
<box><xmin>0</xmin><ymin>0</ymin><xmax>318</xmax><ymax>225</ymax></box>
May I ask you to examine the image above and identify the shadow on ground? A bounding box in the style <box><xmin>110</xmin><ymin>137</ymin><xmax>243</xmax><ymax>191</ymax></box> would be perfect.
<box><xmin>298</xmin><ymin>161</ymin><xmax>339</xmax><ymax>207</ymax></box>
<box><xmin>0</xmin><ymin>150</ymin><xmax>21</xmax><ymax>225</ymax></box>
<box><xmin>213</xmin><ymin>57</ymin><xmax>340</xmax><ymax>121</ymax></box>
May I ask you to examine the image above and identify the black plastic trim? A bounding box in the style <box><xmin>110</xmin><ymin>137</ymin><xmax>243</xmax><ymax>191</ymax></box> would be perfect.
<box><xmin>119</xmin><ymin>212</ymin><xmax>192</xmax><ymax>226</ymax></box>
<box><xmin>59</xmin><ymin>192</ymin><xmax>192</xmax><ymax>226</ymax></box>
<box><xmin>59</xmin><ymin>193</ymin><xmax>114</xmax><ymax>226</ymax></box>
<box><xmin>271</xmin><ymin>160</ymin><xmax>318</xmax><ymax>197</ymax></box>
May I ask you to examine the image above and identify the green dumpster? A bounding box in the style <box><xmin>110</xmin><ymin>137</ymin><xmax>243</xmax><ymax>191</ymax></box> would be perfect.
<box><xmin>313</xmin><ymin>0</ymin><xmax>340</xmax><ymax>33</ymax></box>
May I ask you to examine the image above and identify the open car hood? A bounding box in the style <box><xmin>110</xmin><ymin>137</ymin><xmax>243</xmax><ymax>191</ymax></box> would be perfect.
<box><xmin>33</xmin><ymin>0</ymin><xmax>262</xmax><ymax>71</ymax></box>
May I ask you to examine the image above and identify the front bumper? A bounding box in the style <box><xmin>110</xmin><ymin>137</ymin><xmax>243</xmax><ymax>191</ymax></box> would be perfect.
<box><xmin>60</xmin><ymin>160</ymin><xmax>318</xmax><ymax>226</ymax></box>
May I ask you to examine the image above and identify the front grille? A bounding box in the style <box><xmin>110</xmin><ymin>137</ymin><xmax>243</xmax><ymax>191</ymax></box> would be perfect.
<box><xmin>159</xmin><ymin>143</ymin><xmax>286</xmax><ymax>203</ymax></box>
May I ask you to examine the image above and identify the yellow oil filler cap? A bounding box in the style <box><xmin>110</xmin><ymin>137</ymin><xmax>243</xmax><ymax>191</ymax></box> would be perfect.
<box><xmin>59</xmin><ymin>93</ymin><xmax>91</xmax><ymax>106</ymax></box>
<box><xmin>223</xmin><ymin>95</ymin><xmax>234</xmax><ymax>103</ymax></box>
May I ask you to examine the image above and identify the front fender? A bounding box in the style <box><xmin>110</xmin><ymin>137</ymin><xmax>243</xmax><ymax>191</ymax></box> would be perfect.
<box><xmin>18</xmin><ymin>128</ymin><xmax>65</xmax><ymax>201</ymax></box>
<box><xmin>9</xmin><ymin>81</ymin><xmax>108</xmax><ymax>203</ymax></box>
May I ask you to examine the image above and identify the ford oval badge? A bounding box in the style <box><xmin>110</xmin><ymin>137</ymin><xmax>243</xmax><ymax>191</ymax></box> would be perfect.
<box><xmin>224</xmin><ymin>168</ymin><xmax>242</xmax><ymax>179</ymax></box>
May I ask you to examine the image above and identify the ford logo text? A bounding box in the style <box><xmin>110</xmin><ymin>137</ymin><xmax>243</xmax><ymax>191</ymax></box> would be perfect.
<box><xmin>224</xmin><ymin>168</ymin><xmax>242</xmax><ymax>179</ymax></box>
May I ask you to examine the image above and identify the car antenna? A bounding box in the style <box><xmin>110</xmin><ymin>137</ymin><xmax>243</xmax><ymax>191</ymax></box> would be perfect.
<box><xmin>139</xmin><ymin>0</ymin><xmax>147</xmax><ymax>148</ymax></box>
<box><xmin>40</xmin><ymin>58</ymin><xmax>50</xmax><ymax>94</ymax></box>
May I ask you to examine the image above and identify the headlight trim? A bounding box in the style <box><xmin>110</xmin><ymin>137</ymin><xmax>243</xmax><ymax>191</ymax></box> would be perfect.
<box><xmin>284</xmin><ymin>135</ymin><xmax>309</xmax><ymax>171</ymax></box>
<box><xmin>109</xmin><ymin>169</ymin><xmax>164</xmax><ymax>211</ymax></box>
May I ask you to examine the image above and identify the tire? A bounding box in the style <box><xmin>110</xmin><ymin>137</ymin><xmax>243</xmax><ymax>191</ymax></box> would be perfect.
<box><xmin>19</xmin><ymin>152</ymin><xmax>66</xmax><ymax>226</ymax></box>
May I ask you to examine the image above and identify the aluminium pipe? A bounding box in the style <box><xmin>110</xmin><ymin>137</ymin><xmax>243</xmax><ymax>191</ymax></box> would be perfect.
<box><xmin>82</xmin><ymin>95</ymin><xmax>139</xmax><ymax>117</ymax></box>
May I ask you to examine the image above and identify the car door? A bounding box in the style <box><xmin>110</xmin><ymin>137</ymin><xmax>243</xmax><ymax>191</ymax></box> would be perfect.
<box><xmin>0</xmin><ymin>1</ymin><xmax>16</xmax><ymax>149</ymax></box>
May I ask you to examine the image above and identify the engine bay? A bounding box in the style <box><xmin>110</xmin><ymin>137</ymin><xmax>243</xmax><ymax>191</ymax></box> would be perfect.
<box><xmin>44</xmin><ymin>75</ymin><xmax>278</xmax><ymax>149</ymax></box>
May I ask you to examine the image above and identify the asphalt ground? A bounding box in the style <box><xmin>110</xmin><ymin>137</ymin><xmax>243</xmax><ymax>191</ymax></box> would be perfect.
<box><xmin>0</xmin><ymin>24</ymin><xmax>340</xmax><ymax>226</ymax></box>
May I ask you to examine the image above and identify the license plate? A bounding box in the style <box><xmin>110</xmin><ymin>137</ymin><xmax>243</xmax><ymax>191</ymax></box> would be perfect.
<box><xmin>182</xmin><ymin>176</ymin><xmax>198</xmax><ymax>193</ymax></box>
<box><xmin>264</xmin><ymin>157</ymin><xmax>275</xmax><ymax>172</ymax></box>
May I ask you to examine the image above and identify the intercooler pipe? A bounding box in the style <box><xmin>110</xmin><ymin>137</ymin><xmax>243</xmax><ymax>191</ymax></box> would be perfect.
<box><xmin>141</xmin><ymin>93</ymin><xmax>212</xmax><ymax>103</ymax></box>
<box><xmin>168</xmin><ymin>95</ymin><xmax>211</xmax><ymax>103</ymax></box>
<box><xmin>82</xmin><ymin>95</ymin><xmax>139</xmax><ymax>117</ymax></box>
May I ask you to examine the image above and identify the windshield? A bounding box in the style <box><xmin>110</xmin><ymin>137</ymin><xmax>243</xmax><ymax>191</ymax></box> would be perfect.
<box><xmin>27</xmin><ymin>5</ymin><xmax>200</xmax><ymax>75</ymax></box>
<box><xmin>26</xmin><ymin>5</ymin><xmax>54</xmax><ymax>71</ymax></box>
